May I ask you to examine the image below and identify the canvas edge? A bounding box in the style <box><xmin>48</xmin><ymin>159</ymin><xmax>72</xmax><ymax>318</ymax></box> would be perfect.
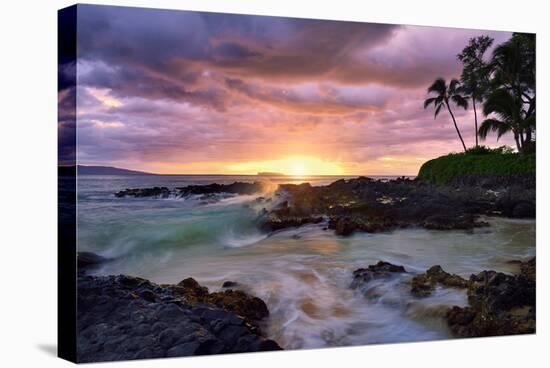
<box><xmin>58</xmin><ymin>4</ymin><xmax>78</xmax><ymax>363</ymax></box>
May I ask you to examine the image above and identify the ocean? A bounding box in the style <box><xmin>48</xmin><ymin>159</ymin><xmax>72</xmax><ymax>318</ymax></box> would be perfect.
<box><xmin>76</xmin><ymin>174</ymin><xmax>535</xmax><ymax>349</ymax></box>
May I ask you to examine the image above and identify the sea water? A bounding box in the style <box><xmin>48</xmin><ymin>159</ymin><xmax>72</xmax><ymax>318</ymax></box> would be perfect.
<box><xmin>77</xmin><ymin>174</ymin><xmax>536</xmax><ymax>349</ymax></box>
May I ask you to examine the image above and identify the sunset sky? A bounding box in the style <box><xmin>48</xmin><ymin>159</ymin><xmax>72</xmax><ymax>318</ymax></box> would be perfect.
<box><xmin>59</xmin><ymin>5</ymin><xmax>513</xmax><ymax>175</ymax></box>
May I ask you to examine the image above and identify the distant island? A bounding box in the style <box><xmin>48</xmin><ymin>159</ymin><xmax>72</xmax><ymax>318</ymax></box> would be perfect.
<box><xmin>59</xmin><ymin>165</ymin><xmax>154</xmax><ymax>176</ymax></box>
<box><xmin>257</xmin><ymin>172</ymin><xmax>286</xmax><ymax>176</ymax></box>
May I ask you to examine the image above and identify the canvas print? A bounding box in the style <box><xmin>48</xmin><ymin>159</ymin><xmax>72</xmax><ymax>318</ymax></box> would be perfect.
<box><xmin>58</xmin><ymin>4</ymin><xmax>536</xmax><ymax>363</ymax></box>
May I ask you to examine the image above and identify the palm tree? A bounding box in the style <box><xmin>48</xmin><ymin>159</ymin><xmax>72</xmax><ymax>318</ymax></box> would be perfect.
<box><xmin>478</xmin><ymin>88</ymin><xmax>528</xmax><ymax>152</ymax></box>
<box><xmin>486</xmin><ymin>33</ymin><xmax>535</xmax><ymax>152</ymax></box>
<box><xmin>424</xmin><ymin>78</ymin><xmax>469</xmax><ymax>152</ymax></box>
<box><xmin>457</xmin><ymin>36</ymin><xmax>494</xmax><ymax>148</ymax></box>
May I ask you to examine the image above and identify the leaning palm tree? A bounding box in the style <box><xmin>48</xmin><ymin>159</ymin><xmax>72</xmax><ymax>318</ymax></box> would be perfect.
<box><xmin>424</xmin><ymin>78</ymin><xmax>469</xmax><ymax>152</ymax></box>
<box><xmin>478</xmin><ymin>88</ymin><xmax>526</xmax><ymax>152</ymax></box>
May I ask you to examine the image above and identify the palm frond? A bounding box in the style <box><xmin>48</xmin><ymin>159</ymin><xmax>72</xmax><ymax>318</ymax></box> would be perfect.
<box><xmin>434</xmin><ymin>103</ymin><xmax>443</xmax><ymax>118</ymax></box>
<box><xmin>448</xmin><ymin>78</ymin><xmax>461</xmax><ymax>94</ymax></box>
<box><xmin>423</xmin><ymin>97</ymin><xmax>436</xmax><ymax>109</ymax></box>
<box><xmin>478</xmin><ymin>118</ymin><xmax>511</xmax><ymax>141</ymax></box>
<box><xmin>451</xmin><ymin>94</ymin><xmax>468</xmax><ymax>110</ymax></box>
<box><xmin>482</xmin><ymin>88</ymin><xmax>515</xmax><ymax>119</ymax></box>
<box><xmin>427</xmin><ymin>78</ymin><xmax>447</xmax><ymax>95</ymax></box>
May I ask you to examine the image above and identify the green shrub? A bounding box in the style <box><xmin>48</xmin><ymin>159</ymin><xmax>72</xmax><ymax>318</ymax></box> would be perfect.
<box><xmin>417</xmin><ymin>151</ymin><xmax>535</xmax><ymax>184</ymax></box>
<box><xmin>464</xmin><ymin>145</ymin><xmax>515</xmax><ymax>155</ymax></box>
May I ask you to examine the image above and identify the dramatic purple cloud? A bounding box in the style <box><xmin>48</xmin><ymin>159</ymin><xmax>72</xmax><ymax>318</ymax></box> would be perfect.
<box><xmin>61</xmin><ymin>4</ymin><xmax>514</xmax><ymax>174</ymax></box>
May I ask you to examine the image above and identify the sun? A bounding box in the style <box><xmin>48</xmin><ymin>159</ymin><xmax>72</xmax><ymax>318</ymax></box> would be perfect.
<box><xmin>225</xmin><ymin>155</ymin><xmax>345</xmax><ymax>176</ymax></box>
<box><xmin>289</xmin><ymin>161</ymin><xmax>306</xmax><ymax>177</ymax></box>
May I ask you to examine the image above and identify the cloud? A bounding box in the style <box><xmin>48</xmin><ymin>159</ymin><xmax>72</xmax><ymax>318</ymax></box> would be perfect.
<box><xmin>69</xmin><ymin>4</ymin><xmax>514</xmax><ymax>174</ymax></box>
<box><xmin>224</xmin><ymin>78</ymin><xmax>391</xmax><ymax>114</ymax></box>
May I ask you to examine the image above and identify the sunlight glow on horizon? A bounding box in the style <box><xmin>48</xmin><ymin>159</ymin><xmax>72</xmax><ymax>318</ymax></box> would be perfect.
<box><xmin>226</xmin><ymin>156</ymin><xmax>345</xmax><ymax>176</ymax></box>
<box><xmin>100</xmin><ymin>154</ymin><xmax>426</xmax><ymax>176</ymax></box>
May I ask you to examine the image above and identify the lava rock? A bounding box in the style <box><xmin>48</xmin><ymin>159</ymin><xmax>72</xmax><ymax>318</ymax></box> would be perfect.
<box><xmin>77</xmin><ymin>274</ymin><xmax>281</xmax><ymax>362</ymax></box>
<box><xmin>445</xmin><ymin>258</ymin><xmax>536</xmax><ymax>337</ymax></box>
<box><xmin>222</xmin><ymin>281</ymin><xmax>239</xmax><ymax>288</ymax></box>
<box><xmin>351</xmin><ymin>261</ymin><xmax>407</xmax><ymax>289</ymax></box>
<box><xmin>411</xmin><ymin>265</ymin><xmax>468</xmax><ymax>297</ymax></box>
<box><xmin>422</xmin><ymin>214</ymin><xmax>486</xmax><ymax>230</ymax></box>
<box><xmin>115</xmin><ymin>187</ymin><xmax>170</xmax><ymax>198</ymax></box>
<box><xmin>77</xmin><ymin>252</ymin><xmax>110</xmax><ymax>271</ymax></box>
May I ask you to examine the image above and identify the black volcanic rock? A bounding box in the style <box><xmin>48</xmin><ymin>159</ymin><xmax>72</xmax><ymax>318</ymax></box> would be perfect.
<box><xmin>222</xmin><ymin>281</ymin><xmax>239</xmax><ymax>288</ymax></box>
<box><xmin>258</xmin><ymin>200</ymin><xmax>324</xmax><ymax>231</ymax></box>
<box><xmin>115</xmin><ymin>187</ymin><xmax>171</xmax><ymax>198</ymax></box>
<box><xmin>77</xmin><ymin>274</ymin><xmax>281</xmax><ymax>362</ymax></box>
<box><xmin>257</xmin><ymin>174</ymin><xmax>533</xmax><ymax>235</ymax></box>
<box><xmin>114</xmin><ymin>181</ymin><xmax>268</xmax><ymax>199</ymax></box>
<box><xmin>77</xmin><ymin>251</ymin><xmax>110</xmax><ymax>271</ymax></box>
<box><xmin>113</xmin><ymin>174</ymin><xmax>534</xmax><ymax>235</ymax></box>
<box><xmin>406</xmin><ymin>259</ymin><xmax>536</xmax><ymax>337</ymax></box>
<box><xmin>411</xmin><ymin>265</ymin><xmax>469</xmax><ymax>297</ymax></box>
<box><xmin>422</xmin><ymin>214</ymin><xmax>487</xmax><ymax>230</ymax></box>
<box><xmin>175</xmin><ymin>181</ymin><xmax>266</xmax><ymax>196</ymax></box>
<box><xmin>350</xmin><ymin>261</ymin><xmax>407</xmax><ymax>289</ymax></box>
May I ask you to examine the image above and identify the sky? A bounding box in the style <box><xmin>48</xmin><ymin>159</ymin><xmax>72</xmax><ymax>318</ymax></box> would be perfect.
<box><xmin>58</xmin><ymin>4</ymin><xmax>513</xmax><ymax>175</ymax></box>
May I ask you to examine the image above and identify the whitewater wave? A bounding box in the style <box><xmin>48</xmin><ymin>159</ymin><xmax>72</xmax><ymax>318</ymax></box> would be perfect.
<box><xmin>221</xmin><ymin>230</ymin><xmax>268</xmax><ymax>248</ymax></box>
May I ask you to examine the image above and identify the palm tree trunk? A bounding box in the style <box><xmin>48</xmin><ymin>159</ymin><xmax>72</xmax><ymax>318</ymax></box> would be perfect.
<box><xmin>526</xmin><ymin>128</ymin><xmax>532</xmax><ymax>143</ymax></box>
<box><xmin>520</xmin><ymin>131</ymin><xmax>525</xmax><ymax>147</ymax></box>
<box><xmin>472</xmin><ymin>96</ymin><xmax>479</xmax><ymax>147</ymax></box>
<box><xmin>446</xmin><ymin>103</ymin><xmax>467</xmax><ymax>152</ymax></box>
<box><xmin>514</xmin><ymin>133</ymin><xmax>522</xmax><ymax>153</ymax></box>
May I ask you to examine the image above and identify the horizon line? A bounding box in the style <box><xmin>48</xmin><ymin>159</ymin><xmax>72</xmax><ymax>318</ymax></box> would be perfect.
<box><xmin>66</xmin><ymin>165</ymin><xmax>417</xmax><ymax>177</ymax></box>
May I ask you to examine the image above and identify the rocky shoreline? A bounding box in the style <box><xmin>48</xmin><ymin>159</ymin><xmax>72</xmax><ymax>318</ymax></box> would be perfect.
<box><xmin>351</xmin><ymin>258</ymin><xmax>536</xmax><ymax>338</ymax></box>
<box><xmin>80</xmin><ymin>174</ymin><xmax>535</xmax><ymax>360</ymax></box>
<box><xmin>115</xmin><ymin>181</ymin><xmax>269</xmax><ymax>199</ymax></box>
<box><xmin>113</xmin><ymin>174</ymin><xmax>534</xmax><ymax>236</ymax></box>
<box><xmin>77</xmin><ymin>253</ymin><xmax>535</xmax><ymax>362</ymax></box>
<box><xmin>77</xmin><ymin>260</ymin><xmax>281</xmax><ymax>362</ymax></box>
<box><xmin>262</xmin><ymin>175</ymin><xmax>534</xmax><ymax>235</ymax></box>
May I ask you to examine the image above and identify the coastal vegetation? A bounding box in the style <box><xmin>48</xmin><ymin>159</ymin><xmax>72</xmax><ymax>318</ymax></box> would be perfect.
<box><xmin>424</xmin><ymin>33</ymin><xmax>536</xmax><ymax>154</ymax></box>
<box><xmin>417</xmin><ymin>148</ymin><xmax>535</xmax><ymax>184</ymax></box>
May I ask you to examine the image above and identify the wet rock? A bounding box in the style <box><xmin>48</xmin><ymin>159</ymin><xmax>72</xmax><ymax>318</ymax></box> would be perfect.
<box><xmin>77</xmin><ymin>252</ymin><xmax>110</xmax><ymax>270</ymax></box>
<box><xmin>170</xmin><ymin>279</ymin><xmax>268</xmax><ymax>324</ymax></box>
<box><xmin>511</xmin><ymin>201</ymin><xmax>536</xmax><ymax>218</ymax></box>
<box><xmin>114</xmin><ymin>181</ymin><xmax>268</xmax><ymax>199</ymax></box>
<box><xmin>261</xmin><ymin>212</ymin><xmax>323</xmax><ymax>232</ymax></box>
<box><xmin>116</xmin><ymin>175</ymin><xmax>534</xmax><ymax>236</ymax></box>
<box><xmin>175</xmin><ymin>181</ymin><xmax>267</xmax><ymax>197</ymax></box>
<box><xmin>520</xmin><ymin>257</ymin><xmax>536</xmax><ymax>282</ymax></box>
<box><xmin>351</xmin><ymin>261</ymin><xmax>407</xmax><ymax>289</ymax></box>
<box><xmin>422</xmin><ymin>214</ymin><xmax>487</xmax><ymax>230</ymax></box>
<box><xmin>115</xmin><ymin>187</ymin><xmax>170</xmax><ymax>198</ymax></box>
<box><xmin>204</xmin><ymin>290</ymin><xmax>270</xmax><ymax>322</ymax></box>
<box><xmin>467</xmin><ymin>269</ymin><xmax>534</xmax><ymax>313</ymax></box>
<box><xmin>411</xmin><ymin>265</ymin><xmax>468</xmax><ymax>297</ymax></box>
<box><xmin>222</xmin><ymin>281</ymin><xmax>239</xmax><ymax>288</ymax></box>
<box><xmin>77</xmin><ymin>274</ymin><xmax>281</xmax><ymax>362</ymax></box>
<box><xmin>495</xmin><ymin>192</ymin><xmax>536</xmax><ymax>218</ymax></box>
<box><xmin>138</xmin><ymin>289</ymin><xmax>157</xmax><ymax>303</ymax></box>
<box><xmin>176</xmin><ymin>278</ymin><xmax>209</xmax><ymax>299</ymax></box>
<box><xmin>329</xmin><ymin>216</ymin><xmax>396</xmax><ymax>236</ymax></box>
<box><xmin>446</xmin><ymin>303</ymin><xmax>535</xmax><ymax>337</ymax></box>
<box><xmin>259</xmin><ymin>176</ymin><xmax>501</xmax><ymax>235</ymax></box>
<box><xmin>444</xmin><ymin>258</ymin><xmax>536</xmax><ymax>337</ymax></box>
